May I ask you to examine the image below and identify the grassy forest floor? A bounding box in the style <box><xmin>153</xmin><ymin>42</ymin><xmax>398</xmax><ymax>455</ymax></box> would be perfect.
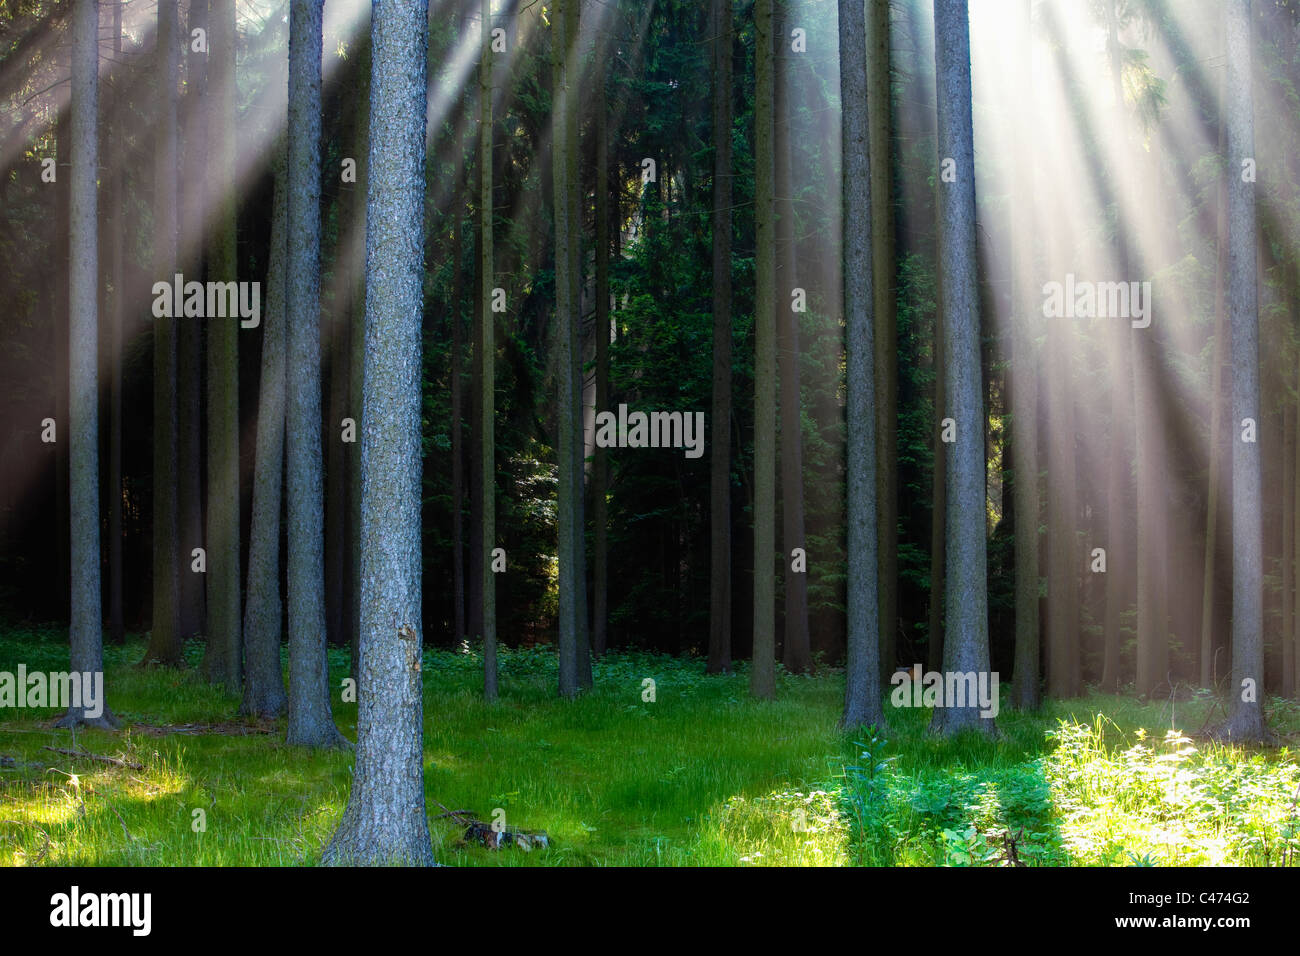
<box><xmin>1</xmin><ymin>627</ymin><xmax>1299</xmax><ymax>866</ymax></box>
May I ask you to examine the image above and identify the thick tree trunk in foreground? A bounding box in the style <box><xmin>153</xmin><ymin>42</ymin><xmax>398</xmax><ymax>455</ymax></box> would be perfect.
<box><xmin>1214</xmin><ymin>0</ymin><xmax>1269</xmax><ymax>742</ymax></box>
<box><xmin>839</xmin><ymin>0</ymin><xmax>883</xmax><ymax>730</ymax></box>
<box><xmin>58</xmin><ymin>0</ymin><xmax>117</xmax><ymax>729</ymax></box>
<box><xmin>931</xmin><ymin>0</ymin><xmax>994</xmax><ymax>736</ymax></box>
<box><xmin>322</xmin><ymin>0</ymin><xmax>435</xmax><ymax>865</ymax></box>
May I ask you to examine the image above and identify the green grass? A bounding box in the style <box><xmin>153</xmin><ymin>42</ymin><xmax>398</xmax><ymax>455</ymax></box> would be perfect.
<box><xmin>1</xmin><ymin>626</ymin><xmax>1298</xmax><ymax>866</ymax></box>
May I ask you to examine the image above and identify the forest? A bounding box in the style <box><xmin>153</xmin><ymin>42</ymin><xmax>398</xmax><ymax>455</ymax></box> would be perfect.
<box><xmin>0</xmin><ymin>0</ymin><xmax>1298</xmax><ymax>881</ymax></box>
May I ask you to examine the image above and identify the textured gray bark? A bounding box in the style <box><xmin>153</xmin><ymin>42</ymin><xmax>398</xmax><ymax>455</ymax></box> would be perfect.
<box><xmin>750</xmin><ymin>0</ymin><xmax>776</xmax><ymax>701</ymax></box>
<box><xmin>867</xmin><ymin>0</ymin><xmax>897</xmax><ymax>684</ymax></box>
<box><xmin>554</xmin><ymin>0</ymin><xmax>580</xmax><ymax>699</ymax></box>
<box><xmin>1009</xmin><ymin>0</ymin><xmax>1039</xmax><ymax>711</ymax></box>
<box><xmin>58</xmin><ymin>0</ymin><xmax>116</xmax><ymax>729</ymax></box>
<box><xmin>144</xmin><ymin>0</ymin><xmax>182</xmax><ymax>669</ymax></box>
<box><xmin>285</xmin><ymin>0</ymin><xmax>345</xmax><ymax>748</ymax></box>
<box><xmin>706</xmin><ymin>0</ymin><xmax>733</xmax><ymax>675</ymax></box>
<box><xmin>931</xmin><ymin>0</ymin><xmax>993</xmax><ymax>736</ymax></box>
<box><xmin>839</xmin><ymin>0</ymin><xmax>882</xmax><ymax>730</ymax></box>
<box><xmin>480</xmin><ymin>0</ymin><xmax>498</xmax><ymax>701</ymax></box>
<box><xmin>203</xmin><ymin>0</ymin><xmax>242</xmax><ymax>691</ymax></box>
<box><xmin>322</xmin><ymin>0</ymin><xmax>435</xmax><ymax>866</ymax></box>
<box><xmin>1215</xmin><ymin>0</ymin><xmax>1269</xmax><ymax>742</ymax></box>
<box><xmin>241</xmin><ymin>138</ymin><xmax>289</xmax><ymax>720</ymax></box>
<box><xmin>570</xmin><ymin>0</ymin><xmax>591</xmax><ymax>692</ymax></box>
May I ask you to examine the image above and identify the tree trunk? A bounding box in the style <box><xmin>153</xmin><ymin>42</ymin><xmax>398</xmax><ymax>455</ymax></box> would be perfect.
<box><xmin>839</xmin><ymin>0</ymin><xmax>882</xmax><ymax>730</ymax></box>
<box><xmin>241</xmin><ymin>137</ymin><xmax>289</xmax><ymax>719</ymax></box>
<box><xmin>706</xmin><ymin>0</ymin><xmax>733</xmax><ymax>675</ymax></box>
<box><xmin>1214</xmin><ymin>0</ymin><xmax>1268</xmax><ymax>741</ymax></box>
<box><xmin>750</xmin><ymin>0</ymin><xmax>776</xmax><ymax>700</ymax></box>
<box><xmin>203</xmin><ymin>0</ymin><xmax>243</xmax><ymax>692</ymax></box>
<box><xmin>57</xmin><ymin>0</ymin><xmax>117</xmax><ymax>729</ymax></box>
<box><xmin>451</xmin><ymin>184</ymin><xmax>466</xmax><ymax>648</ymax></box>
<box><xmin>594</xmin><ymin>20</ymin><xmax>612</xmax><ymax>661</ymax></box>
<box><xmin>867</xmin><ymin>0</ymin><xmax>897</xmax><ymax>683</ymax></box>
<box><xmin>776</xmin><ymin>2</ymin><xmax>810</xmax><ymax>676</ymax></box>
<box><xmin>555</xmin><ymin>0</ymin><xmax>581</xmax><ymax>699</ymax></box>
<box><xmin>178</xmin><ymin>0</ymin><xmax>207</xmax><ymax>643</ymax></box>
<box><xmin>480</xmin><ymin>0</ymin><xmax>498</xmax><ymax>701</ymax></box>
<box><xmin>931</xmin><ymin>0</ymin><xmax>993</xmax><ymax>735</ymax></box>
<box><xmin>284</xmin><ymin>0</ymin><xmax>345</xmax><ymax>747</ymax></box>
<box><xmin>106</xmin><ymin>0</ymin><xmax>125</xmax><ymax>647</ymax></box>
<box><xmin>144</xmin><ymin>0</ymin><xmax>182</xmax><ymax>668</ymax></box>
<box><xmin>322</xmin><ymin>0</ymin><xmax>435</xmax><ymax>865</ymax></box>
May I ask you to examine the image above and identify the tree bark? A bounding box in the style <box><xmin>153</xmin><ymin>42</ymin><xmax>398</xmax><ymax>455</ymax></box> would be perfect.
<box><xmin>931</xmin><ymin>0</ymin><xmax>994</xmax><ymax>735</ymax></box>
<box><xmin>1214</xmin><ymin>0</ymin><xmax>1268</xmax><ymax>741</ymax></box>
<box><xmin>241</xmin><ymin>138</ymin><xmax>289</xmax><ymax>719</ymax></box>
<box><xmin>776</xmin><ymin>1</ymin><xmax>810</xmax><ymax>676</ymax></box>
<box><xmin>322</xmin><ymin>0</ymin><xmax>435</xmax><ymax>865</ymax></box>
<box><xmin>706</xmin><ymin>0</ymin><xmax>733</xmax><ymax>675</ymax></box>
<box><xmin>144</xmin><ymin>0</ymin><xmax>182</xmax><ymax>669</ymax></box>
<box><xmin>284</xmin><ymin>0</ymin><xmax>345</xmax><ymax>747</ymax></box>
<box><xmin>480</xmin><ymin>0</ymin><xmax>498</xmax><ymax>701</ymax></box>
<box><xmin>57</xmin><ymin>0</ymin><xmax>117</xmax><ymax>729</ymax></box>
<box><xmin>203</xmin><ymin>0</ymin><xmax>243</xmax><ymax>692</ymax></box>
<box><xmin>750</xmin><ymin>0</ymin><xmax>776</xmax><ymax>700</ymax></box>
<box><xmin>839</xmin><ymin>0</ymin><xmax>882</xmax><ymax>730</ymax></box>
<box><xmin>867</xmin><ymin>0</ymin><xmax>897</xmax><ymax>683</ymax></box>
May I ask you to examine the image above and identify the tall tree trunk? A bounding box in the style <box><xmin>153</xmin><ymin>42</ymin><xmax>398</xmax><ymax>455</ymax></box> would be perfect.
<box><xmin>106</xmin><ymin>0</ymin><xmax>125</xmax><ymax>647</ymax></box>
<box><xmin>776</xmin><ymin>1</ymin><xmax>810</xmax><ymax>676</ymax></box>
<box><xmin>750</xmin><ymin>0</ymin><xmax>776</xmax><ymax>700</ymax></box>
<box><xmin>931</xmin><ymin>0</ymin><xmax>993</xmax><ymax>735</ymax></box>
<box><xmin>241</xmin><ymin>138</ymin><xmax>289</xmax><ymax>719</ymax></box>
<box><xmin>54</xmin><ymin>103</ymin><xmax>70</xmax><ymax>624</ymax></box>
<box><xmin>593</xmin><ymin>20</ymin><xmax>612</xmax><ymax>661</ymax></box>
<box><xmin>706</xmin><ymin>0</ymin><xmax>733</xmax><ymax>675</ymax></box>
<box><xmin>178</xmin><ymin>0</ymin><xmax>208</xmax><ymax>642</ymax></box>
<box><xmin>203</xmin><ymin>0</ymin><xmax>243</xmax><ymax>692</ymax></box>
<box><xmin>927</xmin><ymin>296</ymin><xmax>945</xmax><ymax>675</ymax></box>
<box><xmin>1294</xmin><ymin>327</ymin><xmax>1300</xmax><ymax>698</ymax></box>
<box><xmin>839</xmin><ymin>0</ymin><xmax>882</xmax><ymax>730</ymax></box>
<box><xmin>867</xmin><ymin>0</ymin><xmax>897</xmax><ymax>683</ymax></box>
<box><xmin>58</xmin><ymin>0</ymin><xmax>117</xmax><ymax>728</ymax></box>
<box><xmin>322</xmin><ymin>0</ymin><xmax>435</xmax><ymax>865</ymax></box>
<box><xmin>480</xmin><ymin>0</ymin><xmax>498</xmax><ymax>701</ymax></box>
<box><xmin>1009</xmin><ymin>0</ymin><xmax>1039</xmax><ymax>710</ymax></box>
<box><xmin>555</xmin><ymin>0</ymin><xmax>581</xmax><ymax>698</ymax></box>
<box><xmin>1214</xmin><ymin>0</ymin><xmax>1268</xmax><ymax>741</ymax></box>
<box><xmin>451</xmin><ymin>184</ymin><xmax>466</xmax><ymax>648</ymax></box>
<box><xmin>144</xmin><ymin>0</ymin><xmax>182</xmax><ymax>668</ymax></box>
<box><xmin>569</xmin><ymin>0</ymin><xmax>592</xmax><ymax>691</ymax></box>
<box><xmin>285</xmin><ymin>0</ymin><xmax>344</xmax><ymax>747</ymax></box>
<box><xmin>347</xmin><ymin>23</ymin><xmax>372</xmax><ymax>680</ymax></box>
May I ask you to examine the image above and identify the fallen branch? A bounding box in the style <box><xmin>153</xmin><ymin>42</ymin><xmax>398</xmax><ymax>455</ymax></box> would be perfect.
<box><xmin>41</xmin><ymin>746</ymin><xmax>143</xmax><ymax>771</ymax></box>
